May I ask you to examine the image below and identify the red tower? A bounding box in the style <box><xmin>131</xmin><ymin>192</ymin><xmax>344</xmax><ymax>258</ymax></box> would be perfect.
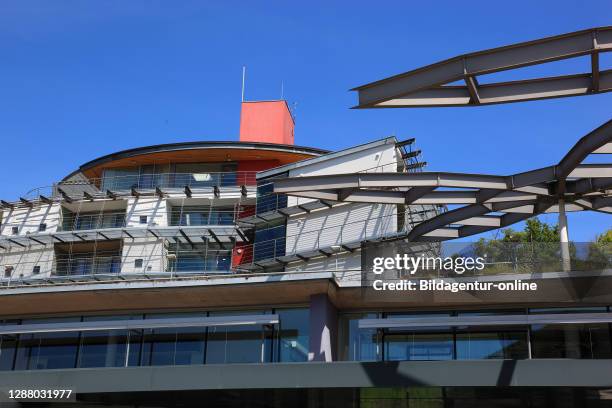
<box><xmin>239</xmin><ymin>100</ymin><xmax>295</xmax><ymax>145</ymax></box>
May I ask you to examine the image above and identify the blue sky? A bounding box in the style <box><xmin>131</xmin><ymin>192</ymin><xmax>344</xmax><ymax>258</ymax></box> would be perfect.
<box><xmin>0</xmin><ymin>1</ymin><xmax>610</xmax><ymax>241</ymax></box>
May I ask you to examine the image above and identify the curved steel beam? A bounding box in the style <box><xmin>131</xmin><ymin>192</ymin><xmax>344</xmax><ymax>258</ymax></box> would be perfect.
<box><xmin>353</xmin><ymin>27</ymin><xmax>612</xmax><ymax>108</ymax></box>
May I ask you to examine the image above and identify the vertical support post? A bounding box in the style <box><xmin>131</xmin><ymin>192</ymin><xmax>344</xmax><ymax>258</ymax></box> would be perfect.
<box><xmin>558</xmin><ymin>198</ymin><xmax>571</xmax><ymax>272</ymax></box>
<box><xmin>308</xmin><ymin>294</ymin><xmax>337</xmax><ymax>362</ymax></box>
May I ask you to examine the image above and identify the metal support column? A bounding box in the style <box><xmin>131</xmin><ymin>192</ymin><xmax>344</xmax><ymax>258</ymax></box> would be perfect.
<box><xmin>308</xmin><ymin>294</ymin><xmax>337</xmax><ymax>362</ymax></box>
<box><xmin>559</xmin><ymin>198</ymin><xmax>571</xmax><ymax>272</ymax></box>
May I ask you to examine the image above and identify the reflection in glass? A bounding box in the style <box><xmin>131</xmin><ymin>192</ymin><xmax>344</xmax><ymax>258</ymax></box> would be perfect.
<box><xmin>531</xmin><ymin>323</ymin><xmax>612</xmax><ymax>359</ymax></box>
<box><xmin>0</xmin><ymin>335</ymin><xmax>17</xmax><ymax>371</ymax></box>
<box><xmin>276</xmin><ymin>309</ymin><xmax>309</xmax><ymax>362</ymax></box>
<box><xmin>338</xmin><ymin>313</ymin><xmax>379</xmax><ymax>362</ymax></box>
<box><xmin>456</xmin><ymin>330</ymin><xmax>528</xmax><ymax>360</ymax></box>
<box><xmin>78</xmin><ymin>330</ymin><xmax>128</xmax><ymax>368</ymax></box>
<box><xmin>13</xmin><ymin>318</ymin><xmax>81</xmax><ymax>370</ymax></box>
<box><xmin>384</xmin><ymin>333</ymin><xmax>454</xmax><ymax>361</ymax></box>
<box><xmin>140</xmin><ymin>314</ymin><xmax>206</xmax><ymax>366</ymax></box>
<box><xmin>206</xmin><ymin>312</ymin><xmax>271</xmax><ymax>364</ymax></box>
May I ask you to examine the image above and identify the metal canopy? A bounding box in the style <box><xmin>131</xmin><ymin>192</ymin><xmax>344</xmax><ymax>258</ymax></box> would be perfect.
<box><xmin>352</xmin><ymin>27</ymin><xmax>612</xmax><ymax>108</ymax></box>
<box><xmin>359</xmin><ymin>312</ymin><xmax>612</xmax><ymax>330</ymax></box>
<box><xmin>0</xmin><ymin>226</ymin><xmax>244</xmax><ymax>251</ymax></box>
<box><xmin>273</xmin><ymin>120</ymin><xmax>612</xmax><ymax>242</ymax></box>
<box><xmin>0</xmin><ymin>314</ymin><xmax>279</xmax><ymax>335</ymax></box>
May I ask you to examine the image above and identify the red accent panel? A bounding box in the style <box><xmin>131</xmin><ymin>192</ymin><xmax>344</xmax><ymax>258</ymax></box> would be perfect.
<box><xmin>239</xmin><ymin>101</ymin><xmax>295</xmax><ymax>145</ymax></box>
<box><xmin>237</xmin><ymin>160</ymin><xmax>280</xmax><ymax>185</ymax></box>
<box><xmin>232</xmin><ymin>242</ymin><xmax>253</xmax><ymax>268</ymax></box>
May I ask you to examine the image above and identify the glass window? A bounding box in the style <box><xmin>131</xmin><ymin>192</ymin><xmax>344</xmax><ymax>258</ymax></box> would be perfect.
<box><xmin>102</xmin><ymin>168</ymin><xmax>139</xmax><ymax>191</ymax></box>
<box><xmin>276</xmin><ymin>309</ymin><xmax>309</xmax><ymax>362</ymax></box>
<box><xmin>456</xmin><ymin>330</ymin><xmax>528</xmax><ymax>360</ymax></box>
<box><xmin>531</xmin><ymin>323</ymin><xmax>612</xmax><ymax>359</ymax></box>
<box><xmin>338</xmin><ymin>313</ymin><xmax>380</xmax><ymax>362</ymax></box>
<box><xmin>14</xmin><ymin>318</ymin><xmax>80</xmax><ymax>370</ymax></box>
<box><xmin>140</xmin><ymin>314</ymin><xmax>206</xmax><ymax>366</ymax></box>
<box><xmin>256</xmin><ymin>180</ymin><xmax>287</xmax><ymax>214</ymax></box>
<box><xmin>169</xmin><ymin>206</ymin><xmax>235</xmax><ymax>226</ymax></box>
<box><xmin>529</xmin><ymin>307</ymin><xmax>608</xmax><ymax>314</ymax></box>
<box><xmin>174</xmin><ymin>163</ymin><xmax>237</xmax><ymax>188</ymax></box>
<box><xmin>254</xmin><ymin>223</ymin><xmax>286</xmax><ymax>261</ymax></box>
<box><xmin>206</xmin><ymin>311</ymin><xmax>272</xmax><ymax>364</ymax></box>
<box><xmin>0</xmin><ymin>334</ymin><xmax>18</xmax><ymax>371</ymax></box>
<box><xmin>78</xmin><ymin>316</ymin><xmax>131</xmax><ymax>368</ymax></box>
<box><xmin>167</xmin><ymin>243</ymin><xmax>231</xmax><ymax>273</ymax></box>
<box><xmin>384</xmin><ymin>332</ymin><xmax>454</xmax><ymax>361</ymax></box>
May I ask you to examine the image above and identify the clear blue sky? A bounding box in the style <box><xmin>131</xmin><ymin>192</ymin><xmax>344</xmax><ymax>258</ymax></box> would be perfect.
<box><xmin>0</xmin><ymin>1</ymin><xmax>610</xmax><ymax>241</ymax></box>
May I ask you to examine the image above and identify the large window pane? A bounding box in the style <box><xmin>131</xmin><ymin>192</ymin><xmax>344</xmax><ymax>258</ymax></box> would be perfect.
<box><xmin>167</xmin><ymin>243</ymin><xmax>232</xmax><ymax>273</ymax></box>
<box><xmin>0</xmin><ymin>335</ymin><xmax>17</xmax><ymax>371</ymax></box>
<box><xmin>140</xmin><ymin>314</ymin><xmax>206</xmax><ymax>366</ymax></box>
<box><xmin>77</xmin><ymin>316</ymin><xmax>137</xmax><ymax>368</ymax></box>
<box><xmin>384</xmin><ymin>333</ymin><xmax>454</xmax><ymax>361</ymax></box>
<box><xmin>14</xmin><ymin>318</ymin><xmax>80</xmax><ymax>370</ymax></box>
<box><xmin>338</xmin><ymin>313</ymin><xmax>380</xmax><ymax>362</ymax></box>
<box><xmin>456</xmin><ymin>330</ymin><xmax>528</xmax><ymax>360</ymax></box>
<box><xmin>531</xmin><ymin>323</ymin><xmax>612</xmax><ymax>359</ymax></box>
<box><xmin>101</xmin><ymin>168</ymin><xmax>139</xmax><ymax>191</ymax></box>
<box><xmin>276</xmin><ymin>309</ymin><xmax>309</xmax><ymax>362</ymax></box>
<box><xmin>206</xmin><ymin>311</ymin><xmax>271</xmax><ymax>364</ymax></box>
<box><xmin>78</xmin><ymin>330</ymin><xmax>128</xmax><ymax>368</ymax></box>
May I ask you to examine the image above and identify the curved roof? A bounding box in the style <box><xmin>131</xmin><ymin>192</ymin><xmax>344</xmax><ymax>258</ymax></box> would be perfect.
<box><xmin>65</xmin><ymin>140</ymin><xmax>328</xmax><ymax>180</ymax></box>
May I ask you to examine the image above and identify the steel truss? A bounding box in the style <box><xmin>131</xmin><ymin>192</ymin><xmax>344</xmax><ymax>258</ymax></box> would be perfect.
<box><xmin>273</xmin><ymin>120</ymin><xmax>612</xmax><ymax>241</ymax></box>
<box><xmin>353</xmin><ymin>27</ymin><xmax>612</xmax><ymax>108</ymax></box>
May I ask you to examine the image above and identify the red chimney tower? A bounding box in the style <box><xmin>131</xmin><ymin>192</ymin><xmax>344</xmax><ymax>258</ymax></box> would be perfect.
<box><xmin>239</xmin><ymin>100</ymin><xmax>295</xmax><ymax>145</ymax></box>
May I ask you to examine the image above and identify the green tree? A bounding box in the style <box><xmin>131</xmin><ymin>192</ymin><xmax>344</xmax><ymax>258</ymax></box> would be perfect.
<box><xmin>473</xmin><ymin>217</ymin><xmax>566</xmax><ymax>273</ymax></box>
<box><xmin>587</xmin><ymin>229</ymin><xmax>612</xmax><ymax>268</ymax></box>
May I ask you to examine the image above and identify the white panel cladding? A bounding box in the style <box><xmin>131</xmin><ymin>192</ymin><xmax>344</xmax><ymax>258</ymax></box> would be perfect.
<box><xmin>0</xmin><ymin>203</ymin><xmax>61</xmax><ymax>236</ymax></box>
<box><xmin>288</xmin><ymin>141</ymin><xmax>398</xmax><ymax>178</ymax></box>
<box><xmin>0</xmin><ymin>246</ymin><xmax>55</xmax><ymax>279</ymax></box>
<box><xmin>121</xmin><ymin>238</ymin><xmax>165</xmax><ymax>274</ymax></box>
<box><xmin>284</xmin><ymin>252</ymin><xmax>361</xmax><ymax>280</ymax></box>
<box><xmin>285</xmin><ymin>141</ymin><xmax>399</xmax><ymax>208</ymax></box>
<box><xmin>285</xmin><ymin>203</ymin><xmax>397</xmax><ymax>254</ymax></box>
<box><xmin>125</xmin><ymin>197</ymin><xmax>168</xmax><ymax>227</ymax></box>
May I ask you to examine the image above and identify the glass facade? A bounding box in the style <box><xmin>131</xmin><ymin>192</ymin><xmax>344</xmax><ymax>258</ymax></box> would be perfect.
<box><xmin>100</xmin><ymin>163</ymin><xmax>241</xmax><ymax>191</ymax></box>
<box><xmin>339</xmin><ymin>307</ymin><xmax>612</xmax><ymax>362</ymax></box>
<box><xmin>206</xmin><ymin>311</ymin><xmax>273</xmax><ymax>364</ymax></box>
<box><xmin>166</xmin><ymin>243</ymin><xmax>232</xmax><ymax>273</ymax></box>
<box><xmin>254</xmin><ymin>223</ymin><xmax>286</xmax><ymax>262</ymax></box>
<box><xmin>256</xmin><ymin>179</ymin><xmax>288</xmax><ymax>215</ymax></box>
<box><xmin>276</xmin><ymin>309</ymin><xmax>310</xmax><ymax>362</ymax></box>
<box><xmin>61</xmin><ymin>210</ymin><xmax>126</xmax><ymax>231</ymax></box>
<box><xmin>338</xmin><ymin>313</ymin><xmax>380</xmax><ymax>362</ymax></box>
<box><xmin>169</xmin><ymin>206</ymin><xmax>235</xmax><ymax>226</ymax></box>
<box><xmin>0</xmin><ymin>309</ymin><xmax>308</xmax><ymax>371</ymax></box>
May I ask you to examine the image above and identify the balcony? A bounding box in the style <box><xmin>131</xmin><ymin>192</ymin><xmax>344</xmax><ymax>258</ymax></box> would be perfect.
<box><xmin>60</xmin><ymin>211</ymin><xmax>126</xmax><ymax>231</ymax></box>
<box><xmin>168</xmin><ymin>206</ymin><xmax>236</xmax><ymax>226</ymax></box>
<box><xmin>54</xmin><ymin>255</ymin><xmax>122</xmax><ymax>276</ymax></box>
<box><xmin>53</xmin><ymin>241</ymin><xmax>122</xmax><ymax>276</ymax></box>
<box><xmin>99</xmin><ymin>172</ymin><xmax>258</xmax><ymax>191</ymax></box>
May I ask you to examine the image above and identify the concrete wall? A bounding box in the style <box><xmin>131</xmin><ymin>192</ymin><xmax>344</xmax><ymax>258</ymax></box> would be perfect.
<box><xmin>0</xmin><ymin>246</ymin><xmax>55</xmax><ymax>279</ymax></box>
<box><xmin>126</xmin><ymin>197</ymin><xmax>167</xmax><ymax>228</ymax></box>
<box><xmin>121</xmin><ymin>238</ymin><xmax>166</xmax><ymax>274</ymax></box>
<box><xmin>0</xmin><ymin>203</ymin><xmax>61</xmax><ymax>235</ymax></box>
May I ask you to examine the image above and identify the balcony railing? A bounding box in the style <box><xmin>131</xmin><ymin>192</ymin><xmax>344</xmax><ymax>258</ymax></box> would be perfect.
<box><xmin>60</xmin><ymin>212</ymin><xmax>127</xmax><ymax>231</ymax></box>
<box><xmin>54</xmin><ymin>255</ymin><xmax>122</xmax><ymax>276</ymax></box>
<box><xmin>99</xmin><ymin>172</ymin><xmax>259</xmax><ymax>191</ymax></box>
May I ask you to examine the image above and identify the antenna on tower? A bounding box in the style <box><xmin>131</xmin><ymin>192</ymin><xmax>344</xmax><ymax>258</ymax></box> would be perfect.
<box><xmin>280</xmin><ymin>80</ymin><xmax>284</xmax><ymax>100</ymax></box>
<box><xmin>241</xmin><ymin>66</ymin><xmax>246</xmax><ymax>102</ymax></box>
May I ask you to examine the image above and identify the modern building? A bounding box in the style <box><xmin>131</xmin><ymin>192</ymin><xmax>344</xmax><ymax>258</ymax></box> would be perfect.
<box><xmin>0</xmin><ymin>28</ymin><xmax>611</xmax><ymax>407</ymax></box>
